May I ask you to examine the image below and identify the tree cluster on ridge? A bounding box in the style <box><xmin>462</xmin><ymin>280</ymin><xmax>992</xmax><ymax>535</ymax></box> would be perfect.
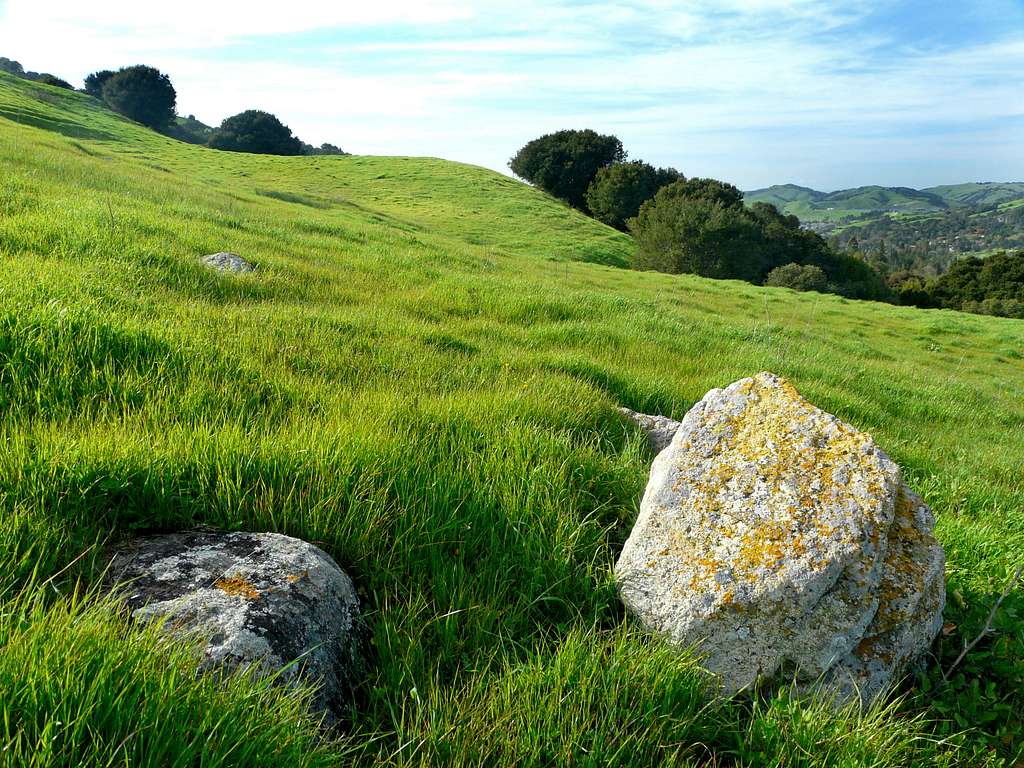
<box><xmin>510</xmin><ymin>129</ymin><xmax>1023</xmax><ymax>317</ymax></box>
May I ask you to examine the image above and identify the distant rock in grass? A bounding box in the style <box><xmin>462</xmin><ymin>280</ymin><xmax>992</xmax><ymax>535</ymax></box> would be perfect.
<box><xmin>201</xmin><ymin>251</ymin><xmax>255</xmax><ymax>273</ymax></box>
<box><xmin>618</xmin><ymin>406</ymin><xmax>681</xmax><ymax>454</ymax></box>
<box><xmin>106</xmin><ymin>528</ymin><xmax>364</xmax><ymax>725</ymax></box>
<box><xmin>615</xmin><ymin>372</ymin><xmax>945</xmax><ymax>706</ymax></box>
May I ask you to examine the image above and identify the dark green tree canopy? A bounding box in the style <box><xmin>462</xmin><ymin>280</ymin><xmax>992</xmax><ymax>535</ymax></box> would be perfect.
<box><xmin>749</xmin><ymin>200</ymin><xmax>835</xmax><ymax>275</ymax></box>
<box><xmin>654</xmin><ymin>177</ymin><xmax>746</xmax><ymax>210</ymax></box>
<box><xmin>630</xmin><ymin>182</ymin><xmax>891</xmax><ymax>298</ymax></box>
<box><xmin>585</xmin><ymin>161</ymin><xmax>681</xmax><ymax>231</ymax></box>
<box><xmin>509</xmin><ymin>129</ymin><xmax>625</xmax><ymax>211</ymax></box>
<box><xmin>299</xmin><ymin>141</ymin><xmax>349</xmax><ymax>156</ymax></box>
<box><xmin>208</xmin><ymin>110</ymin><xmax>303</xmax><ymax>156</ymax></box>
<box><xmin>931</xmin><ymin>251</ymin><xmax>1024</xmax><ymax>310</ymax></box>
<box><xmin>630</xmin><ymin>187</ymin><xmax>767</xmax><ymax>282</ymax></box>
<box><xmin>1</xmin><ymin>59</ymin><xmax>73</xmax><ymax>89</ymax></box>
<box><xmin>888</xmin><ymin>270</ymin><xmax>935</xmax><ymax>308</ymax></box>
<box><xmin>35</xmin><ymin>73</ymin><xmax>73</xmax><ymax>89</ymax></box>
<box><xmin>84</xmin><ymin>70</ymin><xmax>115</xmax><ymax>98</ymax></box>
<box><xmin>100</xmin><ymin>65</ymin><xmax>177</xmax><ymax>129</ymax></box>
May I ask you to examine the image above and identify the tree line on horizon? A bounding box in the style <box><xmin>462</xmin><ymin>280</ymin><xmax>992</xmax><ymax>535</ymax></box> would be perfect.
<box><xmin>509</xmin><ymin>129</ymin><xmax>1024</xmax><ymax>319</ymax></box>
<box><xmin>83</xmin><ymin>66</ymin><xmax>348</xmax><ymax>157</ymax></box>
<box><xmin>0</xmin><ymin>56</ymin><xmax>74</xmax><ymax>89</ymax></box>
<box><xmin>2</xmin><ymin>56</ymin><xmax>346</xmax><ymax>157</ymax></box>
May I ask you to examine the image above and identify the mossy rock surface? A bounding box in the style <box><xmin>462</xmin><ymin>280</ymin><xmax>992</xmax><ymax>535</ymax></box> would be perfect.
<box><xmin>107</xmin><ymin>528</ymin><xmax>364</xmax><ymax>724</ymax></box>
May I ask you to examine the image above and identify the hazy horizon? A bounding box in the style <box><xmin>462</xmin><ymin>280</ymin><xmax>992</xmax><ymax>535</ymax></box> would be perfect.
<box><xmin>2</xmin><ymin>0</ymin><xmax>1022</xmax><ymax>191</ymax></box>
<box><xmin>743</xmin><ymin>179</ymin><xmax>1024</xmax><ymax>194</ymax></box>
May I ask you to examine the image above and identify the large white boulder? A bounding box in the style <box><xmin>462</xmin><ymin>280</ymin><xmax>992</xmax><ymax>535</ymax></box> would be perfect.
<box><xmin>615</xmin><ymin>372</ymin><xmax>945</xmax><ymax>705</ymax></box>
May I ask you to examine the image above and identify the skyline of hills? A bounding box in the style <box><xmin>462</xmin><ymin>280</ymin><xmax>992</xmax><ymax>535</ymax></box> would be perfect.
<box><xmin>744</xmin><ymin>181</ymin><xmax>1024</xmax><ymax>224</ymax></box>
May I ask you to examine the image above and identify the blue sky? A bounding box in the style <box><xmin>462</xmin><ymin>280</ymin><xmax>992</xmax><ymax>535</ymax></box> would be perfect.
<box><xmin>1</xmin><ymin>0</ymin><xmax>1022</xmax><ymax>190</ymax></box>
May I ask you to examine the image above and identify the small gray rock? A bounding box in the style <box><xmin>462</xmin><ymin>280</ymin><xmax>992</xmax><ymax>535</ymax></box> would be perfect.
<box><xmin>106</xmin><ymin>529</ymin><xmax>363</xmax><ymax>724</ymax></box>
<box><xmin>618</xmin><ymin>407</ymin><xmax>681</xmax><ymax>453</ymax></box>
<box><xmin>615</xmin><ymin>373</ymin><xmax>945</xmax><ymax>706</ymax></box>
<box><xmin>201</xmin><ymin>252</ymin><xmax>255</xmax><ymax>273</ymax></box>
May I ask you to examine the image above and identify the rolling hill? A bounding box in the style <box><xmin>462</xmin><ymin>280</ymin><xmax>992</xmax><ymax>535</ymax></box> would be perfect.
<box><xmin>925</xmin><ymin>182</ymin><xmax>1024</xmax><ymax>208</ymax></box>
<box><xmin>746</xmin><ymin>181</ymin><xmax>1024</xmax><ymax>223</ymax></box>
<box><xmin>1</xmin><ymin>71</ymin><xmax>1023</xmax><ymax>766</ymax></box>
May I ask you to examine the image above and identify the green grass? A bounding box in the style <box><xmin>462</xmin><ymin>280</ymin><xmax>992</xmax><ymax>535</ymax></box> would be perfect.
<box><xmin>1</xmin><ymin>71</ymin><xmax>1022</xmax><ymax>766</ymax></box>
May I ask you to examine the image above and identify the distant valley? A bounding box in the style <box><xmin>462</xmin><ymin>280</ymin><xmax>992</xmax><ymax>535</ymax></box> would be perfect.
<box><xmin>744</xmin><ymin>181</ymin><xmax>1024</xmax><ymax>223</ymax></box>
<box><xmin>745</xmin><ymin>181</ymin><xmax>1024</xmax><ymax>271</ymax></box>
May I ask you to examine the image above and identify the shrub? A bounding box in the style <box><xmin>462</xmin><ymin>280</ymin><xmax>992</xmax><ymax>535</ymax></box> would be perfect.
<box><xmin>0</xmin><ymin>60</ymin><xmax>72</xmax><ymax>90</ymax></box>
<box><xmin>963</xmin><ymin>297</ymin><xmax>1024</xmax><ymax>318</ymax></box>
<box><xmin>208</xmin><ymin>110</ymin><xmax>303</xmax><ymax>156</ymax></box>
<box><xmin>509</xmin><ymin>129</ymin><xmax>625</xmax><ymax>211</ymax></box>
<box><xmin>584</xmin><ymin>161</ymin><xmax>681</xmax><ymax>231</ymax></box>
<box><xmin>34</xmin><ymin>73</ymin><xmax>73</xmax><ymax>90</ymax></box>
<box><xmin>629</xmin><ymin>182</ymin><xmax>892</xmax><ymax>298</ymax></box>
<box><xmin>303</xmin><ymin>142</ymin><xmax>348</xmax><ymax>156</ymax></box>
<box><xmin>100</xmin><ymin>65</ymin><xmax>177</xmax><ymax>129</ymax></box>
<box><xmin>166</xmin><ymin>114</ymin><xmax>214</xmax><ymax>146</ymax></box>
<box><xmin>809</xmin><ymin>248</ymin><xmax>892</xmax><ymax>300</ymax></box>
<box><xmin>765</xmin><ymin>263</ymin><xmax>829</xmax><ymax>292</ymax></box>
<box><xmin>83</xmin><ymin>70</ymin><xmax>115</xmax><ymax>98</ymax></box>
<box><xmin>888</xmin><ymin>270</ymin><xmax>935</xmax><ymax>307</ymax></box>
<box><xmin>631</xmin><ymin>182</ymin><xmax>767</xmax><ymax>281</ymax></box>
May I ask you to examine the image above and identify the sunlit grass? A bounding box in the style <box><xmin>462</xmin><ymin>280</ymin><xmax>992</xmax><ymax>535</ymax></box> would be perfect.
<box><xmin>0</xmin><ymin>71</ymin><xmax>1022</xmax><ymax>765</ymax></box>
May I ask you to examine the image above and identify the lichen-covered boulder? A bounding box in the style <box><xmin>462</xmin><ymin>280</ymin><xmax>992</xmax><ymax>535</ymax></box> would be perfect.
<box><xmin>201</xmin><ymin>251</ymin><xmax>254</xmax><ymax>273</ymax></box>
<box><xmin>618</xmin><ymin>407</ymin><xmax>681</xmax><ymax>454</ymax></box>
<box><xmin>106</xmin><ymin>529</ymin><xmax>363</xmax><ymax>723</ymax></box>
<box><xmin>615</xmin><ymin>372</ymin><xmax>945</xmax><ymax>705</ymax></box>
<box><xmin>822</xmin><ymin>486</ymin><xmax>946</xmax><ymax>702</ymax></box>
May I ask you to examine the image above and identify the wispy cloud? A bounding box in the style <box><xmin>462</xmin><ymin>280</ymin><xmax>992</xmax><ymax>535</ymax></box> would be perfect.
<box><xmin>1</xmin><ymin>0</ymin><xmax>1021</xmax><ymax>188</ymax></box>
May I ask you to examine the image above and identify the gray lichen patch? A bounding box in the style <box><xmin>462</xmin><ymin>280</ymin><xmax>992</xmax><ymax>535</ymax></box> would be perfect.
<box><xmin>106</xmin><ymin>528</ymin><xmax>365</xmax><ymax>725</ymax></box>
<box><xmin>201</xmin><ymin>252</ymin><xmax>255</xmax><ymax>273</ymax></box>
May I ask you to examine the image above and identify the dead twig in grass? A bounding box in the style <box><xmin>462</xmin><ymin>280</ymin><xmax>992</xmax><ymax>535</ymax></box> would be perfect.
<box><xmin>940</xmin><ymin>563</ymin><xmax>1024</xmax><ymax>685</ymax></box>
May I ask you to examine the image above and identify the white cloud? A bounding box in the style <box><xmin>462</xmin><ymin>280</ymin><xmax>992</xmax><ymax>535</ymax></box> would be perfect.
<box><xmin>1</xmin><ymin>0</ymin><xmax>1021</xmax><ymax>188</ymax></box>
<box><xmin>1</xmin><ymin>0</ymin><xmax>471</xmax><ymax>45</ymax></box>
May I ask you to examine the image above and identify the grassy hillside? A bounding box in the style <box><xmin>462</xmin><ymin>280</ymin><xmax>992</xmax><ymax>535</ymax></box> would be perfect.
<box><xmin>746</xmin><ymin>181</ymin><xmax>1024</xmax><ymax>225</ymax></box>
<box><xmin>925</xmin><ymin>182</ymin><xmax>1024</xmax><ymax>208</ymax></box>
<box><xmin>743</xmin><ymin>183</ymin><xmax>823</xmax><ymax>210</ymax></box>
<box><xmin>1</xmin><ymin>71</ymin><xmax>1023</xmax><ymax>766</ymax></box>
<box><xmin>745</xmin><ymin>184</ymin><xmax>952</xmax><ymax>223</ymax></box>
<box><xmin>0</xmin><ymin>75</ymin><xmax>631</xmax><ymax>269</ymax></box>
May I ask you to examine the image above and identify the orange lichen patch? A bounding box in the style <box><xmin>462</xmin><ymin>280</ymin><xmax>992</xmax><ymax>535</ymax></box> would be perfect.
<box><xmin>734</xmin><ymin>521</ymin><xmax>795</xmax><ymax>575</ymax></box>
<box><xmin>659</xmin><ymin>374</ymin><xmax>892</xmax><ymax>589</ymax></box>
<box><xmin>854</xmin><ymin>635</ymin><xmax>880</xmax><ymax>658</ymax></box>
<box><xmin>872</xmin><ymin>488</ymin><xmax>931</xmax><ymax>630</ymax></box>
<box><xmin>215</xmin><ymin>575</ymin><xmax>261</xmax><ymax>600</ymax></box>
<box><xmin>286</xmin><ymin>570</ymin><xmax>310</xmax><ymax>583</ymax></box>
<box><xmin>853</xmin><ymin>633</ymin><xmax>896</xmax><ymax>664</ymax></box>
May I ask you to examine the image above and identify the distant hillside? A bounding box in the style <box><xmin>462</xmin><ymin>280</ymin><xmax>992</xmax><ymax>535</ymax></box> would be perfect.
<box><xmin>924</xmin><ymin>182</ymin><xmax>1024</xmax><ymax>207</ymax></box>
<box><xmin>745</xmin><ymin>181</ymin><xmax>1024</xmax><ymax>268</ymax></box>
<box><xmin>746</xmin><ymin>181</ymin><xmax>1024</xmax><ymax>224</ymax></box>
<box><xmin>744</xmin><ymin>183</ymin><xmax>823</xmax><ymax>210</ymax></box>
